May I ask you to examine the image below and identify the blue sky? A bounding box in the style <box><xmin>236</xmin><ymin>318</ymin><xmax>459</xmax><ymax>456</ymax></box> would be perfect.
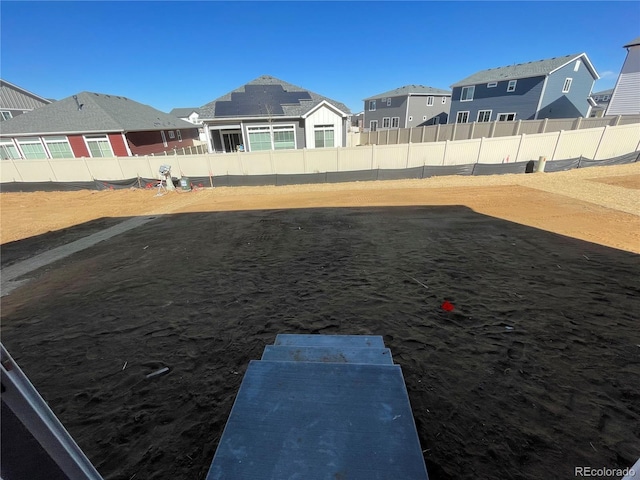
<box><xmin>1</xmin><ymin>1</ymin><xmax>638</xmax><ymax>114</ymax></box>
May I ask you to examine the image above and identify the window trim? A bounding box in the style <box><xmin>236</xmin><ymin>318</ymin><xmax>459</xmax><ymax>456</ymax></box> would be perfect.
<box><xmin>161</xmin><ymin>131</ymin><xmax>168</xmax><ymax>147</ymax></box>
<box><xmin>391</xmin><ymin>117</ymin><xmax>400</xmax><ymax>128</ymax></box>
<box><xmin>15</xmin><ymin>137</ymin><xmax>48</xmax><ymax>159</ymax></box>
<box><xmin>386</xmin><ymin>98</ymin><xmax>391</xmax><ymax>107</ymax></box>
<box><xmin>562</xmin><ymin>78</ymin><xmax>573</xmax><ymax>93</ymax></box>
<box><xmin>83</xmin><ymin>134</ymin><xmax>115</xmax><ymax>158</ymax></box>
<box><xmin>427</xmin><ymin>96</ymin><xmax>434</xmax><ymax>106</ymax></box>
<box><xmin>313</xmin><ymin>124</ymin><xmax>335</xmax><ymax>148</ymax></box>
<box><xmin>369</xmin><ymin>120</ymin><xmax>378</xmax><ymax>132</ymax></box>
<box><xmin>460</xmin><ymin>86</ymin><xmax>475</xmax><ymax>102</ymax></box>
<box><xmin>168</xmin><ymin>130</ymin><xmax>175</xmax><ymax>139</ymax></box>
<box><xmin>43</xmin><ymin>136</ymin><xmax>74</xmax><ymax>159</ymax></box>
<box><xmin>246</xmin><ymin>123</ymin><xmax>297</xmax><ymax>151</ymax></box>
<box><xmin>477</xmin><ymin>110</ymin><xmax>492</xmax><ymax>122</ymax></box>
<box><xmin>0</xmin><ymin>139</ymin><xmax>21</xmax><ymax>159</ymax></box>
<box><xmin>382</xmin><ymin>117</ymin><xmax>390</xmax><ymax>128</ymax></box>
<box><xmin>497</xmin><ymin>112</ymin><xmax>517</xmax><ymax>122</ymax></box>
<box><xmin>487</xmin><ymin>82</ymin><xmax>497</xmax><ymax>88</ymax></box>
<box><xmin>574</xmin><ymin>60</ymin><xmax>581</xmax><ymax>72</ymax></box>
<box><xmin>456</xmin><ymin>111</ymin><xmax>469</xmax><ymax>123</ymax></box>
<box><xmin>369</xmin><ymin>100</ymin><xmax>376</xmax><ymax>111</ymax></box>
<box><xmin>177</xmin><ymin>130</ymin><xmax>182</xmax><ymax>142</ymax></box>
<box><xmin>442</xmin><ymin>97</ymin><xmax>447</xmax><ymax>104</ymax></box>
<box><xmin>507</xmin><ymin>80</ymin><xmax>517</xmax><ymax>92</ymax></box>
<box><xmin>1</xmin><ymin>111</ymin><xmax>13</xmax><ymax>121</ymax></box>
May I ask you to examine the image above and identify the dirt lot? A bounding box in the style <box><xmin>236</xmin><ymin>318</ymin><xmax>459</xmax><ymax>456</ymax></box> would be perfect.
<box><xmin>1</xmin><ymin>163</ymin><xmax>639</xmax><ymax>480</ymax></box>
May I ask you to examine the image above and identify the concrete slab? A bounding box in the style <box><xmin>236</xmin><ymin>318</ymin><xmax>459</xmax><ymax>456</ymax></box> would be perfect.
<box><xmin>261</xmin><ymin>345</ymin><xmax>394</xmax><ymax>365</ymax></box>
<box><xmin>206</xmin><ymin>360</ymin><xmax>428</xmax><ymax>480</ymax></box>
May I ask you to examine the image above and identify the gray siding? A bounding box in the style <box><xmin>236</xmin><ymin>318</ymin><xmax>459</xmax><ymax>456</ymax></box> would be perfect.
<box><xmin>449</xmin><ymin>76</ymin><xmax>545</xmax><ymax>123</ymax></box>
<box><xmin>363</xmin><ymin>96</ymin><xmax>408</xmax><ymax>130</ymax></box>
<box><xmin>539</xmin><ymin>59</ymin><xmax>595</xmax><ymax>118</ymax></box>
<box><xmin>407</xmin><ymin>95</ymin><xmax>450</xmax><ymax>126</ymax></box>
<box><xmin>0</xmin><ymin>84</ymin><xmax>50</xmax><ymax>111</ymax></box>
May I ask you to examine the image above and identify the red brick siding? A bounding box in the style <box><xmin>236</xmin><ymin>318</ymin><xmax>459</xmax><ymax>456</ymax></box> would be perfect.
<box><xmin>125</xmin><ymin>129</ymin><xmax>198</xmax><ymax>156</ymax></box>
<box><xmin>108</xmin><ymin>133</ymin><xmax>129</xmax><ymax>157</ymax></box>
<box><xmin>68</xmin><ymin>135</ymin><xmax>90</xmax><ymax>158</ymax></box>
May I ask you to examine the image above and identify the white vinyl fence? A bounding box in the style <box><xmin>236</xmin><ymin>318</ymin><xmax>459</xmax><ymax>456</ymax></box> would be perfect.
<box><xmin>2</xmin><ymin>123</ymin><xmax>639</xmax><ymax>184</ymax></box>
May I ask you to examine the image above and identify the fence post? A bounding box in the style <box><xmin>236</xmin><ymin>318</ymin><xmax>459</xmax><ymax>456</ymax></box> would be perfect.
<box><xmin>476</xmin><ymin>137</ymin><xmax>484</xmax><ymax>164</ymax></box>
<box><xmin>442</xmin><ymin>140</ymin><xmax>449</xmax><ymax>166</ymax></box>
<box><xmin>514</xmin><ymin>120</ymin><xmax>522</xmax><ymax>136</ymax></box>
<box><xmin>452</xmin><ymin>122</ymin><xmax>458</xmax><ymax>142</ymax></box>
<box><xmin>540</xmin><ymin>118</ymin><xmax>549</xmax><ymax>134</ymax></box>
<box><xmin>574</xmin><ymin>117</ymin><xmax>583</xmax><ymax>130</ymax></box>
<box><xmin>406</xmin><ymin>142</ymin><xmax>411</xmax><ymax>169</ymax></box>
<box><xmin>592</xmin><ymin>125</ymin><xmax>609</xmax><ymax>161</ymax></box>
<box><xmin>515</xmin><ymin>133</ymin><xmax>525</xmax><ymax>162</ymax></box>
<box><xmin>409</xmin><ymin>127</ymin><xmax>413</xmax><ymax>143</ymax></box>
<box><xmin>470</xmin><ymin>122</ymin><xmax>476</xmax><ymax>139</ymax></box>
<box><xmin>551</xmin><ymin>130</ymin><xmax>563</xmax><ymax>161</ymax></box>
<box><xmin>422</xmin><ymin>126</ymin><xmax>427</xmax><ymax>142</ymax></box>
<box><xmin>371</xmin><ymin>144</ymin><xmax>376</xmax><ymax>170</ymax></box>
<box><xmin>489</xmin><ymin>121</ymin><xmax>497</xmax><ymax>138</ymax></box>
<box><xmin>9</xmin><ymin>158</ymin><xmax>24</xmax><ymax>182</ymax></box>
<box><xmin>614</xmin><ymin>115</ymin><xmax>622</xmax><ymax>126</ymax></box>
<box><xmin>303</xmin><ymin>147</ymin><xmax>308</xmax><ymax>173</ymax></box>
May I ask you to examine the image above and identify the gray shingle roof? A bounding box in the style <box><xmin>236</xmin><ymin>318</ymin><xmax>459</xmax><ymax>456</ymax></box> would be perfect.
<box><xmin>624</xmin><ymin>36</ymin><xmax>640</xmax><ymax>48</ymax></box>
<box><xmin>451</xmin><ymin>53</ymin><xmax>597</xmax><ymax>87</ymax></box>
<box><xmin>170</xmin><ymin>107</ymin><xmax>200</xmax><ymax>117</ymax></box>
<box><xmin>199</xmin><ymin>75</ymin><xmax>350</xmax><ymax>119</ymax></box>
<box><xmin>0</xmin><ymin>91</ymin><xmax>196</xmax><ymax>136</ymax></box>
<box><xmin>364</xmin><ymin>85</ymin><xmax>451</xmax><ymax>100</ymax></box>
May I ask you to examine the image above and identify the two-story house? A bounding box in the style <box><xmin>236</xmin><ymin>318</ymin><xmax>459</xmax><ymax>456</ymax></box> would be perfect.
<box><xmin>363</xmin><ymin>85</ymin><xmax>451</xmax><ymax>131</ymax></box>
<box><xmin>1</xmin><ymin>79</ymin><xmax>52</xmax><ymax>121</ymax></box>
<box><xmin>589</xmin><ymin>89</ymin><xmax>613</xmax><ymax>117</ymax></box>
<box><xmin>449</xmin><ymin>53</ymin><xmax>599</xmax><ymax>124</ymax></box>
<box><xmin>606</xmin><ymin>36</ymin><xmax>640</xmax><ymax>116</ymax></box>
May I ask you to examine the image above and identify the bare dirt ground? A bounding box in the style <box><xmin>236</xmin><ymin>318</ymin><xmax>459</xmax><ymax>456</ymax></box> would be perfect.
<box><xmin>2</xmin><ymin>163</ymin><xmax>639</xmax><ymax>252</ymax></box>
<box><xmin>1</xmin><ymin>163</ymin><xmax>639</xmax><ymax>480</ymax></box>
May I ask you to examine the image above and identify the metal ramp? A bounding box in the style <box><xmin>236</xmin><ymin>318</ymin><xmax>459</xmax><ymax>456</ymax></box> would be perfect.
<box><xmin>206</xmin><ymin>334</ymin><xmax>429</xmax><ymax>479</ymax></box>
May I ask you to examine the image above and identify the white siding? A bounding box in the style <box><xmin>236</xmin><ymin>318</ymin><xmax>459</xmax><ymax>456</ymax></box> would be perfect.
<box><xmin>606</xmin><ymin>45</ymin><xmax>640</xmax><ymax>116</ymax></box>
<box><xmin>304</xmin><ymin>105</ymin><xmax>343</xmax><ymax>148</ymax></box>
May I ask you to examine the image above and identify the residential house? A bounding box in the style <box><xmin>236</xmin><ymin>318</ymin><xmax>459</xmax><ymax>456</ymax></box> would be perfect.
<box><xmin>363</xmin><ymin>85</ymin><xmax>451</xmax><ymax>132</ymax></box>
<box><xmin>606</xmin><ymin>36</ymin><xmax>640</xmax><ymax>116</ymax></box>
<box><xmin>0</xmin><ymin>91</ymin><xmax>199</xmax><ymax>160</ymax></box>
<box><xmin>198</xmin><ymin>75</ymin><xmax>351</xmax><ymax>153</ymax></box>
<box><xmin>350</xmin><ymin>112</ymin><xmax>364</xmax><ymax>133</ymax></box>
<box><xmin>449</xmin><ymin>53</ymin><xmax>599</xmax><ymax>124</ymax></box>
<box><xmin>169</xmin><ymin>107</ymin><xmax>208</xmax><ymax>142</ymax></box>
<box><xmin>0</xmin><ymin>79</ymin><xmax>52</xmax><ymax>121</ymax></box>
<box><xmin>589</xmin><ymin>89</ymin><xmax>613</xmax><ymax>117</ymax></box>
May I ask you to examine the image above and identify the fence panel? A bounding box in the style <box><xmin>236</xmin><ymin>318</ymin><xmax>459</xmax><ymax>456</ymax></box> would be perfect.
<box><xmin>1</xmin><ymin>160</ymin><xmax>25</xmax><ymax>182</ymax></box>
<box><xmin>208</xmin><ymin>153</ymin><xmax>245</xmax><ymax>176</ymax></box>
<box><xmin>437</xmin><ymin>124</ymin><xmax>454</xmax><ymax>141</ymax></box>
<box><xmin>493</xmin><ymin>122</ymin><xmax>519</xmax><ymax>137</ymax></box>
<box><xmin>443</xmin><ymin>138</ymin><xmax>482</xmax><ymax>165</ymax></box>
<box><xmin>240</xmin><ymin>151</ymin><xmax>273</xmax><ymax>175</ymax></box>
<box><xmin>594</xmin><ymin>124</ymin><xmax>640</xmax><ymax>160</ymax></box>
<box><xmin>519</xmin><ymin>120</ymin><xmax>544</xmax><ymax>135</ymax></box>
<box><xmin>337</xmin><ymin>146</ymin><xmax>372</xmax><ymax>172</ymax></box>
<box><xmin>306</xmin><ymin>148</ymin><xmax>339</xmax><ymax>173</ymax></box>
<box><xmin>516</xmin><ymin>132</ymin><xmax>560</xmax><ymax>162</ymax></box>
<box><xmin>85</xmin><ymin>157</ymin><xmax>124</xmax><ymax>180</ymax></box>
<box><xmin>377</xmin><ymin>144</ymin><xmax>410</xmax><ymax>169</ymax></box>
<box><xmin>553</xmin><ymin>128</ymin><xmax>605</xmax><ymax>160</ymax></box>
<box><xmin>173</xmin><ymin>156</ymin><xmax>214</xmax><ymax>178</ymax></box>
<box><xmin>272</xmin><ymin>150</ymin><xmax>305</xmax><ymax>174</ymax></box>
<box><xmin>477</xmin><ymin>136</ymin><xmax>522</xmax><ymax>164</ymax></box>
<box><xmin>409</xmin><ymin>142</ymin><xmax>446</xmax><ymax>167</ymax></box>
<box><xmin>118</xmin><ymin>157</ymin><xmax>155</xmax><ymax>179</ymax></box>
<box><xmin>48</xmin><ymin>159</ymin><xmax>93</xmax><ymax>181</ymax></box>
<box><xmin>454</xmin><ymin>123</ymin><xmax>474</xmax><ymax>141</ymax></box>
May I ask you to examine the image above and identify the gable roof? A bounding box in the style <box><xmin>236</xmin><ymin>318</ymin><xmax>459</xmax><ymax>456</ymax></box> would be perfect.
<box><xmin>451</xmin><ymin>53</ymin><xmax>599</xmax><ymax>87</ymax></box>
<box><xmin>170</xmin><ymin>107</ymin><xmax>201</xmax><ymax>117</ymax></box>
<box><xmin>0</xmin><ymin>91</ymin><xmax>196</xmax><ymax>137</ymax></box>
<box><xmin>1</xmin><ymin>79</ymin><xmax>52</xmax><ymax>109</ymax></box>
<box><xmin>624</xmin><ymin>36</ymin><xmax>640</xmax><ymax>48</ymax></box>
<box><xmin>199</xmin><ymin>75</ymin><xmax>350</xmax><ymax>119</ymax></box>
<box><xmin>364</xmin><ymin>85</ymin><xmax>451</xmax><ymax>100</ymax></box>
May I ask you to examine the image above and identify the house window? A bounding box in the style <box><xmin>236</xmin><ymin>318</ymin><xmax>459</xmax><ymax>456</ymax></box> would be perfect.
<box><xmin>370</xmin><ymin>120</ymin><xmax>378</xmax><ymax>132</ymax></box>
<box><xmin>369</xmin><ymin>100</ymin><xmax>376</xmax><ymax>111</ymax></box>
<box><xmin>247</xmin><ymin>125</ymin><xmax>296</xmax><ymax>151</ymax></box>
<box><xmin>0</xmin><ymin>140</ymin><xmax>20</xmax><ymax>159</ymax></box>
<box><xmin>168</xmin><ymin>131</ymin><xmax>175</xmax><ymax>139</ymax></box>
<box><xmin>272</xmin><ymin>125</ymin><xmax>295</xmax><ymax>150</ymax></box>
<box><xmin>487</xmin><ymin>82</ymin><xmax>497</xmax><ymax>88</ymax></box>
<box><xmin>432</xmin><ymin>117</ymin><xmax>439</xmax><ymax>125</ymax></box>
<box><xmin>460</xmin><ymin>86</ymin><xmax>474</xmax><ymax>102</ymax></box>
<box><xmin>574</xmin><ymin>60</ymin><xmax>581</xmax><ymax>72</ymax></box>
<box><xmin>17</xmin><ymin>137</ymin><xmax>47</xmax><ymax>159</ymax></box>
<box><xmin>382</xmin><ymin>117</ymin><xmax>390</xmax><ymax>128</ymax></box>
<box><xmin>427</xmin><ymin>96</ymin><xmax>434</xmax><ymax>106</ymax></box>
<box><xmin>44</xmin><ymin>136</ymin><xmax>73</xmax><ymax>158</ymax></box>
<box><xmin>314</xmin><ymin>125</ymin><xmax>335</xmax><ymax>148</ymax></box>
<box><xmin>1</xmin><ymin>111</ymin><xmax>12</xmax><ymax>121</ymax></box>
<box><xmin>562</xmin><ymin>78</ymin><xmax>572</xmax><ymax>93</ymax></box>
<box><xmin>477</xmin><ymin>110</ymin><xmax>492</xmax><ymax>122</ymax></box>
<box><xmin>603</xmin><ymin>95</ymin><xmax>609</xmax><ymax>101</ymax></box>
<box><xmin>177</xmin><ymin>130</ymin><xmax>182</xmax><ymax>142</ymax></box>
<box><xmin>391</xmin><ymin>117</ymin><xmax>399</xmax><ymax>128</ymax></box>
<box><xmin>442</xmin><ymin>97</ymin><xmax>447</xmax><ymax>104</ymax></box>
<box><xmin>386</xmin><ymin>98</ymin><xmax>391</xmax><ymax>107</ymax></box>
<box><xmin>247</xmin><ymin>126</ymin><xmax>271</xmax><ymax>151</ymax></box>
<box><xmin>161</xmin><ymin>131</ymin><xmax>168</xmax><ymax>147</ymax></box>
<box><xmin>456</xmin><ymin>111</ymin><xmax>469</xmax><ymax>123</ymax></box>
<box><xmin>85</xmin><ymin>135</ymin><xmax>114</xmax><ymax>157</ymax></box>
<box><xmin>507</xmin><ymin>80</ymin><xmax>517</xmax><ymax>92</ymax></box>
<box><xmin>497</xmin><ymin>113</ymin><xmax>516</xmax><ymax>121</ymax></box>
